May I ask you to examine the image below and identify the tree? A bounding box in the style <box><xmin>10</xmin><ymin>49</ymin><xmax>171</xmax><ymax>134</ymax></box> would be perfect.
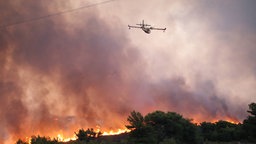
<box><xmin>127</xmin><ymin>110</ymin><xmax>201</xmax><ymax>144</ymax></box>
<box><xmin>75</xmin><ymin>129</ymin><xmax>87</xmax><ymax>141</ymax></box>
<box><xmin>243</xmin><ymin>102</ymin><xmax>256</xmax><ymax>142</ymax></box>
<box><xmin>16</xmin><ymin>139</ymin><xmax>28</xmax><ymax>144</ymax></box>
<box><xmin>144</xmin><ymin>111</ymin><xmax>169</xmax><ymax>143</ymax></box>
<box><xmin>126</xmin><ymin>110</ymin><xmax>144</xmax><ymax>130</ymax></box>
<box><xmin>30</xmin><ymin>135</ymin><xmax>58</xmax><ymax>144</ymax></box>
<box><xmin>126</xmin><ymin>111</ymin><xmax>155</xmax><ymax>144</ymax></box>
<box><xmin>200</xmin><ymin>122</ymin><xmax>216</xmax><ymax>141</ymax></box>
<box><xmin>75</xmin><ymin>128</ymin><xmax>100</xmax><ymax>142</ymax></box>
<box><xmin>247</xmin><ymin>103</ymin><xmax>256</xmax><ymax>116</ymax></box>
<box><xmin>215</xmin><ymin>120</ymin><xmax>237</xmax><ymax>142</ymax></box>
<box><xmin>200</xmin><ymin>120</ymin><xmax>242</xmax><ymax>142</ymax></box>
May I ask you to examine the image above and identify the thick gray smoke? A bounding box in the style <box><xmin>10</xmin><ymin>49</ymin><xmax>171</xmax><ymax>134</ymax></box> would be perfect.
<box><xmin>0</xmin><ymin>0</ymin><xmax>253</xmax><ymax>143</ymax></box>
<box><xmin>0</xmin><ymin>0</ymin><xmax>146</xmax><ymax>142</ymax></box>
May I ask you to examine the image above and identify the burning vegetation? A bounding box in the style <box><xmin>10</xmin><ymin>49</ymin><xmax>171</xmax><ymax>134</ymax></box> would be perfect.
<box><xmin>1</xmin><ymin>1</ymin><xmax>256</xmax><ymax>144</ymax></box>
<box><xmin>16</xmin><ymin>102</ymin><xmax>256</xmax><ymax>144</ymax></box>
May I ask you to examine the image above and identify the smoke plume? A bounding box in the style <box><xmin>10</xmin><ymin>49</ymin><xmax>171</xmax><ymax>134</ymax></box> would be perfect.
<box><xmin>0</xmin><ymin>0</ymin><xmax>255</xmax><ymax>143</ymax></box>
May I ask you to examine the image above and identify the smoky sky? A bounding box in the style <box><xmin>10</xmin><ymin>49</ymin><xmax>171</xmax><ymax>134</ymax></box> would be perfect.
<box><xmin>0</xmin><ymin>0</ymin><xmax>145</xmax><ymax>142</ymax></box>
<box><xmin>1</xmin><ymin>0</ymin><xmax>256</xmax><ymax>143</ymax></box>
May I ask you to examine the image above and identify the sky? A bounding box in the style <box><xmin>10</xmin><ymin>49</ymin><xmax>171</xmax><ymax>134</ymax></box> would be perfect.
<box><xmin>0</xmin><ymin>0</ymin><xmax>256</xmax><ymax>143</ymax></box>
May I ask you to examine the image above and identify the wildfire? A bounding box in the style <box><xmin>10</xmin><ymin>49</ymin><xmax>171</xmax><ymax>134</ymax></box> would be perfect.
<box><xmin>191</xmin><ymin>115</ymin><xmax>240</xmax><ymax>125</ymax></box>
<box><xmin>209</xmin><ymin>118</ymin><xmax>240</xmax><ymax>124</ymax></box>
<box><xmin>57</xmin><ymin>133</ymin><xmax>77</xmax><ymax>142</ymax></box>
<box><xmin>54</xmin><ymin>128</ymin><xmax>130</xmax><ymax>142</ymax></box>
<box><xmin>102</xmin><ymin>128</ymin><xmax>131</xmax><ymax>136</ymax></box>
<box><xmin>22</xmin><ymin>128</ymin><xmax>130</xmax><ymax>143</ymax></box>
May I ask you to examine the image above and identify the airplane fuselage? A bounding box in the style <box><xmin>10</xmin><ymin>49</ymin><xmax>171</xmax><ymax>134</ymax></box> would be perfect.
<box><xmin>128</xmin><ymin>20</ymin><xmax>166</xmax><ymax>34</ymax></box>
<box><xmin>142</xmin><ymin>27</ymin><xmax>151</xmax><ymax>34</ymax></box>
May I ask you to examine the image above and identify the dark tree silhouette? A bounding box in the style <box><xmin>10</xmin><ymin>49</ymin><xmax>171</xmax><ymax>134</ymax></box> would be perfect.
<box><xmin>243</xmin><ymin>102</ymin><xmax>256</xmax><ymax>142</ymax></box>
<box><xmin>75</xmin><ymin>128</ymin><xmax>100</xmax><ymax>142</ymax></box>
<box><xmin>200</xmin><ymin>122</ymin><xmax>216</xmax><ymax>141</ymax></box>
<box><xmin>126</xmin><ymin>111</ymin><xmax>154</xmax><ymax>144</ymax></box>
<box><xmin>16</xmin><ymin>139</ymin><xmax>28</xmax><ymax>144</ymax></box>
<box><xmin>247</xmin><ymin>103</ymin><xmax>256</xmax><ymax>116</ymax></box>
<box><xmin>200</xmin><ymin>120</ymin><xmax>243</xmax><ymax>142</ymax></box>
<box><xmin>126</xmin><ymin>110</ymin><xmax>144</xmax><ymax>130</ymax></box>
<box><xmin>127</xmin><ymin>110</ymin><xmax>202</xmax><ymax>144</ymax></box>
<box><xmin>145</xmin><ymin>111</ymin><xmax>201</xmax><ymax>144</ymax></box>
<box><xmin>30</xmin><ymin>135</ymin><xmax>58</xmax><ymax>144</ymax></box>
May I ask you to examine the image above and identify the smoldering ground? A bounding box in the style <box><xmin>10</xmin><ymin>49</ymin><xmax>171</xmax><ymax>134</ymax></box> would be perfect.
<box><xmin>0</xmin><ymin>0</ymin><xmax>254</xmax><ymax>143</ymax></box>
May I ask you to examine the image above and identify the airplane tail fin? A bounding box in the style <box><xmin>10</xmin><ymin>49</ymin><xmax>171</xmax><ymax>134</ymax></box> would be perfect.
<box><xmin>136</xmin><ymin>20</ymin><xmax>151</xmax><ymax>26</ymax></box>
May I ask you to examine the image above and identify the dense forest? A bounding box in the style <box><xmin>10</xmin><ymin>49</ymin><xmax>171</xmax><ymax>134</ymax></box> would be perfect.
<box><xmin>17</xmin><ymin>103</ymin><xmax>256</xmax><ymax>144</ymax></box>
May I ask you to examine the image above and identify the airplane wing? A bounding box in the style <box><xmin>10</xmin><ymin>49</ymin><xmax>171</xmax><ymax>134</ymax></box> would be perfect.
<box><xmin>128</xmin><ymin>25</ymin><xmax>141</xmax><ymax>29</ymax></box>
<box><xmin>150</xmin><ymin>27</ymin><xmax>166</xmax><ymax>31</ymax></box>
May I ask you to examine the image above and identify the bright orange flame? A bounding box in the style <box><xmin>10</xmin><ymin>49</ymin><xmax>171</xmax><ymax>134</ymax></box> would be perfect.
<box><xmin>57</xmin><ymin>133</ymin><xmax>77</xmax><ymax>142</ymax></box>
<box><xmin>191</xmin><ymin>115</ymin><xmax>240</xmax><ymax>125</ymax></box>
<box><xmin>25</xmin><ymin>137</ymin><xmax>31</xmax><ymax>144</ymax></box>
<box><xmin>228</xmin><ymin>120</ymin><xmax>239</xmax><ymax>124</ymax></box>
<box><xmin>22</xmin><ymin>128</ymin><xmax>130</xmax><ymax>143</ymax></box>
<box><xmin>102</xmin><ymin>129</ymin><xmax>130</xmax><ymax>136</ymax></box>
<box><xmin>209</xmin><ymin>118</ymin><xmax>240</xmax><ymax>124</ymax></box>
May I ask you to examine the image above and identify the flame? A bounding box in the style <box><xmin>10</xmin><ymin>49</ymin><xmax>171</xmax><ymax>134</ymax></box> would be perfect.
<box><xmin>18</xmin><ymin>116</ymin><xmax>240</xmax><ymax>143</ymax></box>
<box><xmin>228</xmin><ymin>120</ymin><xmax>239</xmax><ymax>124</ymax></box>
<box><xmin>102</xmin><ymin>129</ymin><xmax>130</xmax><ymax>136</ymax></box>
<box><xmin>54</xmin><ymin>128</ymin><xmax>130</xmax><ymax>142</ymax></box>
<box><xmin>209</xmin><ymin>117</ymin><xmax>240</xmax><ymax>124</ymax></box>
<box><xmin>25</xmin><ymin>137</ymin><xmax>31</xmax><ymax>144</ymax></box>
<box><xmin>21</xmin><ymin>128</ymin><xmax>130</xmax><ymax>143</ymax></box>
<box><xmin>18</xmin><ymin>117</ymin><xmax>240</xmax><ymax>143</ymax></box>
<box><xmin>21</xmin><ymin>134</ymin><xmax>76</xmax><ymax>144</ymax></box>
<box><xmin>57</xmin><ymin>133</ymin><xmax>77</xmax><ymax>142</ymax></box>
<box><xmin>192</xmin><ymin>117</ymin><xmax>240</xmax><ymax>125</ymax></box>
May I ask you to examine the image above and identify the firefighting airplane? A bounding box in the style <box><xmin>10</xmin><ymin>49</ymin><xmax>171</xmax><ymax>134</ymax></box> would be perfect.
<box><xmin>128</xmin><ymin>20</ymin><xmax>166</xmax><ymax>34</ymax></box>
